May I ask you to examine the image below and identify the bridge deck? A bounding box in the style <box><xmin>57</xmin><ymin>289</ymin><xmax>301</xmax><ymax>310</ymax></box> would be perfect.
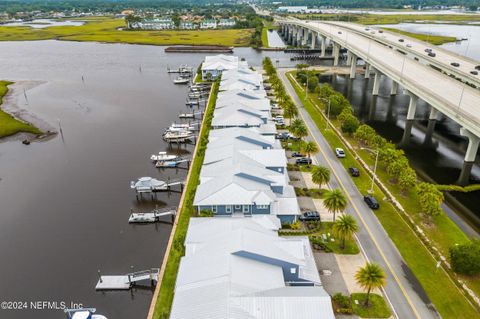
<box><xmin>284</xmin><ymin>20</ymin><xmax>480</xmax><ymax>137</ymax></box>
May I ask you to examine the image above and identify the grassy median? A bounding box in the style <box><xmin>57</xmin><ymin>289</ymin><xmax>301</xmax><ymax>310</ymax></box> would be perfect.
<box><xmin>382</xmin><ymin>28</ymin><xmax>457</xmax><ymax>45</ymax></box>
<box><xmin>0</xmin><ymin>81</ymin><xmax>41</xmax><ymax>138</ymax></box>
<box><xmin>286</xmin><ymin>72</ymin><xmax>479</xmax><ymax>318</ymax></box>
<box><xmin>152</xmin><ymin>81</ymin><xmax>218</xmax><ymax>319</ymax></box>
<box><xmin>0</xmin><ymin>17</ymin><xmax>254</xmax><ymax>47</ymax></box>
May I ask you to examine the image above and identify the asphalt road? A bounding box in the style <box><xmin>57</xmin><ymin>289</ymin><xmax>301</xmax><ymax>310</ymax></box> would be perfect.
<box><xmin>279</xmin><ymin>70</ymin><xmax>440</xmax><ymax>319</ymax></box>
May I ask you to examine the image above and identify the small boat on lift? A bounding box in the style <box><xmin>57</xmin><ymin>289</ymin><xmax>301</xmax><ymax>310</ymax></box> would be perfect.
<box><xmin>65</xmin><ymin>308</ymin><xmax>107</xmax><ymax>319</ymax></box>
<box><xmin>128</xmin><ymin>208</ymin><xmax>176</xmax><ymax>223</ymax></box>
<box><xmin>155</xmin><ymin>158</ymin><xmax>190</xmax><ymax>168</ymax></box>
<box><xmin>173</xmin><ymin>77</ymin><xmax>190</xmax><ymax>84</ymax></box>
<box><xmin>150</xmin><ymin>151</ymin><xmax>179</xmax><ymax>162</ymax></box>
<box><xmin>163</xmin><ymin>130</ymin><xmax>194</xmax><ymax>143</ymax></box>
<box><xmin>130</xmin><ymin>177</ymin><xmax>168</xmax><ymax>192</ymax></box>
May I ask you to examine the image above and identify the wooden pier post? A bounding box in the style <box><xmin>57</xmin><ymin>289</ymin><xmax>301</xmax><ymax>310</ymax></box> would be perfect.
<box><xmin>98</xmin><ymin>270</ymin><xmax>102</xmax><ymax>283</ymax></box>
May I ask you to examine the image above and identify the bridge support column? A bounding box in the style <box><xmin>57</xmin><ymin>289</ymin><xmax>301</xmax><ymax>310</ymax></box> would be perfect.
<box><xmin>321</xmin><ymin>36</ymin><xmax>326</xmax><ymax>56</ymax></box>
<box><xmin>457</xmin><ymin>128</ymin><xmax>480</xmax><ymax>185</ymax></box>
<box><xmin>310</xmin><ymin>32</ymin><xmax>316</xmax><ymax>49</ymax></box>
<box><xmin>333</xmin><ymin>43</ymin><xmax>340</xmax><ymax>66</ymax></box>
<box><xmin>364</xmin><ymin>63</ymin><xmax>371</xmax><ymax>79</ymax></box>
<box><xmin>390</xmin><ymin>81</ymin><xmax>399</xmax><ymax>95</ymax></box>
<box><xmin>350</xmin><ymin>55</ymin><xmax>358</xmax><ymax>79</ymax></box>
<box><xmin>406</xmin><ymin>92</ymin><xmax>418</xmax><ymax>120</ymax></box>
<box><xmin>423</xmin><ymin>107</ymin><xmax>441</xmax><ymax>148</ymax></box>
<box><xmin>398</xmin><ymin>120</ymin><xmax>414</xmax><ymax>148</ymax></box>
<box><xmin>372</xmin><ymin>71</ymin><xmax>381</xmax><ymax>95</ymax></box>
<box><xmin>346</xmin><ymin>51</ymin><xmax>353</xmax><ymax>66</ymax></box>
<box><xmin>296</xmin><ymin>27</ymin><xmax>301</xmax><ymax>46</ymax></box>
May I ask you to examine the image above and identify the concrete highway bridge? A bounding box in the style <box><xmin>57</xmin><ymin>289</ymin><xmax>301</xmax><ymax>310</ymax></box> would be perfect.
<box><xmin>278</xmin><ymin>18</ymin><xmax>480</xmax><ymax>183</ymax></box>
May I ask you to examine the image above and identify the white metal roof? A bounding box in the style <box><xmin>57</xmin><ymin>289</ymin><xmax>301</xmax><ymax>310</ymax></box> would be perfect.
<box><xmin>170</xmin><ymin>217</ymin><xmax>334</xmax><ymax>319</ymax></box>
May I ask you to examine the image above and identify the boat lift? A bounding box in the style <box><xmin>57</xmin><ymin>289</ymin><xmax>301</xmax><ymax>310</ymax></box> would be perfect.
<box><xmin>130</xmin><ymin>177</ymin><xmax>184</xmax><ymax>200</ymax></box>
<box><xmin>96</xmin><ymin>268</ymin><xmax>160</xmax><ymax>290</ymax></box>
<box><xmin>179</xmin><ymin>111</ymin><xmax>203</xmax><ymax>119</ymax></box>
<box><xmin>128</xmin><ymin>207</ymin><xmax>177</xmax><ymax>224</ymax></box>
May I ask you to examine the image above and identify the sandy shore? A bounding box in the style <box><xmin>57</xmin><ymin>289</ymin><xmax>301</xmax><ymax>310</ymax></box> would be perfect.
<box><xmin>1</xmin><ymin>80</ymin><xmax>57</xmax><ymax>142</ymax></box>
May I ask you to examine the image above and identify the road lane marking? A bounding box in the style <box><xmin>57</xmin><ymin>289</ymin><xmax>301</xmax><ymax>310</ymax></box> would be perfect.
<box><xmin>285</xmin><ymin>72</ymin><xmax>422</xmax><ymax>319</ymax></box>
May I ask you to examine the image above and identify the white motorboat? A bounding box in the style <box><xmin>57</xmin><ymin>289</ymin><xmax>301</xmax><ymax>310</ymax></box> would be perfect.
<box><xmin>173</xmin><ymin>77</ymin><xmax>189</xmax><ymax>84</ymax></box>
<box><xmin>130</xmin><ymin>177</ymin><xmax>167</xmax><ymax>192</ymax></box>
<box><xmin>150</xmin><ymin>151</ymin><xmax>179</xmax><ymax>162</ymax></box>
<box><xmin>163</xmin><ymin>130</ymin><xmax>194</xmax><ymax>143</ymax></box>
<box><xmin>65</xmin><ymin>308</ymin><xmax>107</xmax><ymax>319</ymax></box>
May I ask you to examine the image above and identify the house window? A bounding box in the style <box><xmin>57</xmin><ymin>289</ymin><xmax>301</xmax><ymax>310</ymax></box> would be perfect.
<box><xmin>226</xmin><ymin>205</ymin><xmax>232</xmax><ymax>213</ymax></box>
<box><xmin>243</xmin><ymin>205</ymin><xmax>250</xmax><ymax>213</ymax></box>
<box><xmin>256</xmin><ymin>205</ymin><xmax>268</xmax><ymax>209</ymax></box>
<box><xmin>235</xmin><ymin>205</ymin><xmax>241</xmax><ymax>210</ymax></box>
<box><xmin>212</xmin><ymin>206</ymin><xmax>217</xmax><ymax>213</ymax></box>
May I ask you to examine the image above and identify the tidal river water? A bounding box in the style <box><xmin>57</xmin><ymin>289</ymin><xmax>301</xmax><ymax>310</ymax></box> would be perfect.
<box><xmin>0</xmin><ymin>40</ymin><xmax>294</xmax><ymax>319</ymax></box>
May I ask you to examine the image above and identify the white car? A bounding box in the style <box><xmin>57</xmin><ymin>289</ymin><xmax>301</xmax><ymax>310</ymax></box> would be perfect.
<box><xmin>335</xmin><ymin>148</ymin><xmax>346</xmax><ymax>158</ymax></box>
<box><xmin>271</xmin><ymin>103</ymin><xmax>280</xmax><ymax>110</ymax></box>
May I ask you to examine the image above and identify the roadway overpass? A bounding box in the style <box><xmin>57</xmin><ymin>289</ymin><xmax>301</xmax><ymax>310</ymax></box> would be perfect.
<box><xmin>321</xmin><ymin>21</ymin><xmax>480</xmax><ymax>89</ymax></box>
<box><xmin>277</xmin><ymin>18</ymin><xmax>480</xmax><ymax>182</ymax></box>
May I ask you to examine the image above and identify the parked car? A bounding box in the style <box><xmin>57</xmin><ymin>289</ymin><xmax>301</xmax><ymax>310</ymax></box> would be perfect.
<box><xmin>349</xmin><ymin>167</ymin><xmax>360</xmax><ymax>177</ymax></box>
<box><xmin>414</xmin><ymin>57</ymin><xmax>419</xmax><ymax>61</ymax></box>
<box><xmin>365</xmin><ymin>28</ymin><xmax>370</xmax><ymax>31</ymax></box>
<box><xmin>335</xmin><ymin>148</ymin><xmax>346</xmax><ymax>158</ymax></box>
<box><xmin>271</xmin><ymin>103</ymin><xmax>281</xmax><ymax>110</ymax></box>
<box><xmin>299</xmin><ymin>211</ymin><xmax>320</xmax><ymax>221</ymax></box>
<box><xmin>275</xmin><ymin>120</ymin><xmax>286</xmax><ymax>127</ymax></box>
<box><xmin>398</xmin><ymin>38</ymin><xmax>404</xmax><ymax>42</ymax></box>
<box><xmin>378</xmin><ymin>30</ymin><xmax>384</xmax><ymax>33</ymax></box>
<box><xmin>425</xmin><ymin>48</ymin><xmax>432</xmax><ymax>53</ymax></box>
<box><xmin>451</xmin><ymin>62</ymin><xmax>460</xmax><ymax>67</ymax></box>
<box><xmin>475</xmin><ymin>65</ymin><xmax>480</xmax><ymax>70</ymax></box>
<box><xmin>296</xmin><ymin>157</ymin><xmax>312</xmax><ymax>165</ymax></box>
<box><xmin>364</xmin><ymin>195</ymin><xmax>380</xmax><ymax>209</ymax></box>
<box><xmin>470</xmin><ymin>70</ymin><xmax>479</xmax><ymax>75</ymax></box>
<box><xmin>338</xmin><ymin>31</ymin><xmax>343</xmax><ymax>34</ymax></box>
<box><xmin>406</xmin><ymin>44</ymin><xmax>412</xmax><ymax>48</ymax></box>
<box><xmin>428</xmin><ymin>52</ymin><xmax>436</xmax><ymax>57</ymax></box>
<box><xmin>292</xmin><ymin>152</ymin><xmax>305</xmax><ymax>158</ymax></box>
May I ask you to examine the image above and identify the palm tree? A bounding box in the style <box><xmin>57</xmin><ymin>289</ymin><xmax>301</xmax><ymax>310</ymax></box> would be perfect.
<box><xmin>355</xmin><ymin>263</ymin><xmax>386</xmax><ymax>307</ymax></box>
<box><xmin>290</xmin><ymin>119</ymin><xmax>308</xmax><ymax>140</ymax></box>
<box><xmin>311</xmin><ymin>165</ymin><xmax>330</xmax><ymax>190</ymax></box>
<box><xmin>301</xmin><ymin>141</ymin><xmax>318</xmax><ymax>159</ymax></box>
<box><xmin>333</xmin><ymin>214</ymin><xmax>359</xmax><ymax>249</ymax></box>
<box><xmin>283</xmin><ymin>101</ymin><xmax>298</xmax><ymax>125</ymax></box>
<box><xmin>323</xmin><ymin>188</ymin><xmax>347</xmax><ymax>221</ymax></box>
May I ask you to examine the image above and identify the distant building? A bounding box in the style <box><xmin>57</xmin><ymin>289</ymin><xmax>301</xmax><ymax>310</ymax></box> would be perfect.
<box><xmin>201</xmin><ymin>54</ymin><xmax>243</xmax><ymax>80</ymax></box>
<box><xmin>217</xmin><ymin>18</ymin><xmax>236</xmax><ymax>28</ymax></box>
<box><xmin>169</xmin><ymin>216</ymin><xmax>335</xmax><ymax>319</ymax></box>
<box><xmin>121</xmin><ymin>9</ymin><xmax>134</xmax><ymax>15</ymax></box>
<box><xmin>179</xmin><ymin>21</ymin><xmax>196</xmax><ymax>29</ymax></box>
<box><xmin>200</xmin><ymin>19</ymin><xmax>217</xmax><ymax>29</ymax></box>
<box><xmin>277</xmin><ymin>6</ymin><xmax>308</xmax><ymax>13</ymax></box>
<box><xmin>131</xmin><ymin>18</ymin><xmax>174</xmax><ymax>30</ymax></box>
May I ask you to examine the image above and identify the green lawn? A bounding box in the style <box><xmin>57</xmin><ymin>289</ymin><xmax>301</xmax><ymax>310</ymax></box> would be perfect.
<box><xmin>261</xmin><ymin>19</ymin><xmax>277</xmax><ymax>47</ymax></box>
<box><xmin>311</xmin><ymin>222</ymin><xmax>360</xmax><ymax>255</ymax></box>
<box><xmin>382</xmin><ymin>27</ymin><xmax>457</xmax><ymax>45</ymax></box>
<box><xmin>152</xmin><ymin>81</ymin><xmax>219</xmax><ymax>319</ymax></box>
<box><xmin>351</xmin><ymin>293</ymin><xmax>392</xmax><ymax>318</ymax></box>
<box><xmin>286</xmin><ymin>72</ymin><xmax>480</xmax><ymax>318</ymax></box>
<box><xmin>0</xmin><ymin>81</ymin><xmax>41</xmax><ymax>138</ymax></box>
<box><xmin>294</xmin><ymin>13</ymin><xmax>480</xmax><ymax>25</ymax></box>
<box><xmin>0</xmin><ymin>17</ymin><xmax>254</xmax><ymax>47</ymax></box>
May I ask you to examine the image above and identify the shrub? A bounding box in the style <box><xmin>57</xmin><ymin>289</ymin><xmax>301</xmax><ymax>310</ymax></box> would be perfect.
<box><xmin>340</xmin><ymin>112</ymin><xmax>360</xmax><ymax>135</ymax></box>
<box><xmin>450</xmin><ymin>240</ymin><xmax>480</xmax><ymax>276</ymax></box>
<box><xmin>332</xmin><ymin>293</ymin><xmax>353</xmax><ymax>314</ymax></box>
<box><xmin>199</xmin><ymin>209</ymin><xmax>214</xmax><ymax>217</ymax></box>
<box><xmin>416</xmin><ymin>182</ymin><xmax>444</xmax><ymax>217</ymax></box>
<box><xmin>290</xmin><ymin>220</ymin><xmax>302</xmax><ymax>230</ymax></box>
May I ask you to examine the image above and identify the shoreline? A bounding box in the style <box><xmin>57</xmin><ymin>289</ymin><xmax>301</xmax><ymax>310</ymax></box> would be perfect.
<box><xmin>0</xmin><ymin>80</ymin><xmax>56</xmax><ymax>143</ymax></box>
